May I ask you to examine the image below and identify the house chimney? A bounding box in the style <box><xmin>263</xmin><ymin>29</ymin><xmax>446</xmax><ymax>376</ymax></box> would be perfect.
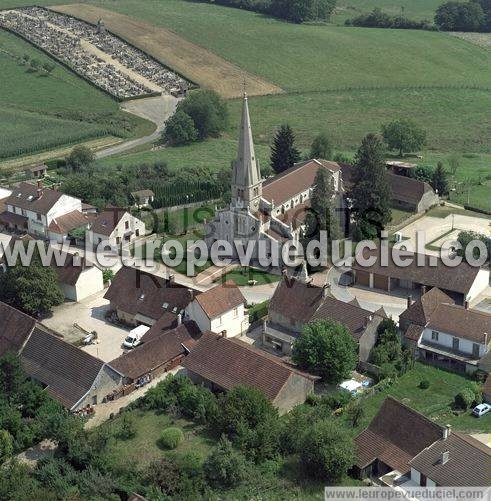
<box><xmin>177</xmin><ymin>313</ymin><xmax>182</xmax><ymax>326</ymax></box>
<box><xmin>322</xmin><ymin>283</ymin><xmax>330</xmax><ymax>298</ymax></box>
<box><xmin>464</xmin><ymin>300</ymin><xmax>469</xmax><ymax>310</ymax></box>
<box><xmin>281</xmin><ymin>267</ymin><xmax>287</xmax><ymax>278</ymax></box>
<box><xmin>421</xmin><ymin>285</ymin><xmax>427</xmax><ymax>296</ymax></box>
<box><xmin>442</xmin><ymin>424</ymin><xmax>451</xmax><ymax>439</ymax></box>
<box><xmin>169</xmin><ymin>274</ymin><xmax>175</xmax><ymax>284</ymax></box>
<box><xmin>440</xmin><ymin>451</ymin><xmax>450</xmax><ymax>465</ymax></box>
<box><xmin>407</xmin><ymin>295</ymin><xmax>413</xmax><ymax>308</ymax></box>
<box><xmin>221</xmin><ymin>330</ymin><xmax>227</xmax><ymax>338</ymax></box>
<box><xmin>37</xmin><ymin>179</ymin><xmax>43</xmax><ymax>189</ymax></box>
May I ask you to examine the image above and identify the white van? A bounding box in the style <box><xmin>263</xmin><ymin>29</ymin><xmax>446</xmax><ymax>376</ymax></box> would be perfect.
<box><xmin>123</xmin><ymin>324</ymin><xmax>150</xmax><ymax>349</ymax></box>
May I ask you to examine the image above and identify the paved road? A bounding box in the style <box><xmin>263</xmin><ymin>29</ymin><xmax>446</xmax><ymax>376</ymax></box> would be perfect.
<box><xmin>96</xmin><ymin>95</ymin><xmax>178</xmax><ymax>159</ymax></box>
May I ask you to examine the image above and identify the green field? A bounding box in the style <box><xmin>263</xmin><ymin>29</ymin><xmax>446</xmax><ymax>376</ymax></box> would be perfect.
<box><xmin>89</xmin><ymin>0</ymin><xmax>489</xmax><ymax>204</ymax></box>
<box><xmin>333</xmin><ymin>0</ymin><xmax>444</xmax><ymax>24</ymax></box>
<box><xmin>0</xmin><ymin>27</ymin><xmax>151</xmax><ymax>159</ymax></box>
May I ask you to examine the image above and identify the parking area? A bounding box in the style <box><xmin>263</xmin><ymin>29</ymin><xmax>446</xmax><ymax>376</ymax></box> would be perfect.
<box><xmin>41</xmin><ymin>290</ymin><xmax>130</xmax><ymax>362</ymax></box>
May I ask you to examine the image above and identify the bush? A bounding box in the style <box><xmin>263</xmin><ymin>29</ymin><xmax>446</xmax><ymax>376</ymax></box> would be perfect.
<box><xmin>348</xmin><ymin>8</ymin><xmax>433</xmax><ymax>29</ymax></box>
<box><xmin>203</xmin><ymin>437</ymin><xmax>247</xmax><ymax>488</ymax></box>
<box><xmin>162</xmin><ymin>111</ymin><xmax>198</xmax><ymax>146</ymax></box>
<box><xmin>160</xmin><ymin>427</ymin><xmax>184</xmax><ymax>450</ymax></box>
<box><xmin>454</xmin><ymin>389</ymin><xmax>475</xmax><ymax>410</ymax></box>
<box><xmin>419</xmin><ymin>380</ymin><xmax>430</xmax><ymax>390</ymax></box>
<box><xmin>117</xmin><ymin>414</ymin><xmax>136</xmax><ymax>440</ymax></box>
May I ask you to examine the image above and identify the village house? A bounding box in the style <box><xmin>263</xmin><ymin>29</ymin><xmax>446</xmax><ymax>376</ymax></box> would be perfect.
<box><xmin>183</xmin><ymin>331</ymin><xmax>317</xmax><ymax>414</ymax></box>
<box><xmin>351</xmin><ymin>248</ymin><xmax>489</xmax><ymax>305</ymax></box>
<box><xmin>104</xmin><ymin>266</ymin><xmax>199</xmax><ymax>326</ymax></box>
<box><xmin>24</xmin><ymin>163</ymin><xmax>48</xmax><ymax>179</ymax></box>
<box><xmin>185</xmin><ymin>280</ymin><xmax>248</xmax><ymax>337</ymax></box>
<box><xmin>87</xmin><ymin>208</ymin><xmax>146</xmax><ymax>249</ymax></box>
<box><xmin>0</xmin><ymin>302</ymin><xmax>123</xmax><ymax>411</ymax></box>
<box><xmin>401</xmin><ymin>290</ymin><xmax>491</xmax><ymax>374</ymax></box>
<box><xmin>341</xmin><ymin>164</ymin><xmax>439</xmax><ymax>213</ymax></box>
<box><xmin>263</xmin><ymin>274</ymin><xmax>385</xmax><ymax>361</ymax></box>
<box><xmin>131</xmin><ymin>189</ymin><xmax>155</xmax><ymax>208</ymax></box>
<box><xmin>50</xmin><ymin>252</ymin><xmax>104</xmax><ymax>302</ymax></box>
<box><xmin>354</xmin><ymin>397</ymin><xmax>446</xmax><ymax>480</ymax></box>
<box><xmin>355</xmin><ymin>397</ymin><xmax>490</xmax><ymax>488</ymax></box>
<box><xmin>0</xmin><ymin>181</ymin><xmax>85</xmax><ymax>239</ymax></box>
<box><xmin>110</xmin><ymin>320</ymin><xmax>202</xmax><ymax>384</ymax></box>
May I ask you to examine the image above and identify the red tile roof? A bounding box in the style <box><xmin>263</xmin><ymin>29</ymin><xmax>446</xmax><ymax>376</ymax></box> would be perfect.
<box><xmin>110</xmin><ymin>321</ymin><xmax>201</xmax><ymax>379</ymax></box>
<box><xmin>410</xmin><ymin>432</ymin><xmax>491</xmax><ymax>486</ymax></box>
<box><xmin>21</xmin><ymin>327</ymin><xmax>105</xmax><ymax>410</ymax></box>
<box><xmin>195</xmin><ymin>280</ymin><xmax>245</xmax><ymax>319</ymax></box>
<box><xmin>263</xmin><ymin>159</ymin><xmax>339</xmax><ymax>205</ymax></box>
<box><xmin>0</xmin><ymin>302</ymin><xmax>36</xmax><ymax>357</ymax></box>
<box><xmin>48</xmin><ymin>210</ymin><xmax>88</xmax><ymax>234</ymax></box>
<box><xmin>104</xmin><ymin>267</ymin><xmax>199</xmax><ymax>322</ymax></box>
<box><xmin>90</xmin><ymin>208</ymin><xmax>127</xmax><ymax>236</ymax></box>
<box><xmin>355</xmin><ymin>397</ymin><xmax>444</xmax><ymax>474</ymax></box>
<box><xmin>399</xmin><ymin>288</ymin><xmax>454</xmax><ymax>327</ymax></box>
<box><xmin>426</xmin><ymin>303</ymin><xmax>491</xmax><ymax>344</ymax></box>
<box><xmin>183</xmin><ymin>332</ymin><xmax>315</xmax><ymax>401</ymax></box>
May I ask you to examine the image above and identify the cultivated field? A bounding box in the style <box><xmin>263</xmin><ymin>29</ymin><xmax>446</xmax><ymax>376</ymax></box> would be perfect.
<box><xmin>53</xmin><ymin>3</ymin><xmax>282</xmax><ymax>99</ymax></box>
<box><xmin>0</xmin><ymin>26</ymin><xmax>152</xmax><ymax>160</ymax></box>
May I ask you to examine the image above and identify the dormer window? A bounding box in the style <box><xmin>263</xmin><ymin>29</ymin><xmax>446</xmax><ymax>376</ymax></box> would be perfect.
<box><xmin>27</xmin><ymin>195</ymin><xmax>34</xmax><ymax>201</ymax></box>
<box><xmin>138</xmin><ymin>293</ymin><xmax>145</xmax><ymax>300</ymax></box>
<box><xmin>162</xmin><ymin>302</ymin><xmax>169</xmax><ymax>309</ymax></box>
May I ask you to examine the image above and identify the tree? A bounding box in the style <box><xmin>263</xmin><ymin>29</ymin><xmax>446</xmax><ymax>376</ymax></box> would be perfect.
<box><xmin>349</xmin><ymin>133</ymin><xmax>391</xmax><ymax>239</ymax></box>
<box><xmin>300</xmin><ymin>419</ymin><xmax>355</xmax><ymax>481</ymax></box>
<box><xmin>447</xmin><ymin>154</ymin><xmax>460</xmax><ymax>176</ymax></box>
<box><xmin>410</xmin><ymin>164</ymin><xmax>434</xmax><ymax>183</ymax></box>
<box><xmin>435</xmin><ymin>1</ymin><xmax>485</xmax><ymax>31</ymax></box>
<box><xmin>345</xmin><ymin>399</ymin><xmax>365</xmax><ymax>427</ymax></box>
<box><xmin>0</xmin><ymin>430</ymin><xmax>14</xmax><ymax>464</ymax></box>
<box><xmin>304</xmin><ymin>167</ymin><xmax>340</xmax><ymax>245</ymax></box>
<box><xmin>0</xmin><ymin>245</ymin><xmax>64</xmax><ymax>316</ymax></box>
<box><xmin>177</xmin><ymin>89</ymin><xmax>228</xmax><ymax>140</ymax></box>
<box><xmin>42</xmin><ymin>62</ymin><xmax>55</xmax><ymax>74</ymax></box>
<box><xmin>292</xmin><ymin>319</ymin><xmax>358</xmax><ymax>383</ymax></box>
<box><xmin>381</xmin><ymin>118</ymin><xmax>426</xmax><ymax>156</ymax></box>
<box><xmin>270</xmin><ymin>124</ymin><xmax>300</xmax><ymax>174</ymax></box>
<box><xmin>203</xmin><ymin>436</ymin><xmax>247</xmax><ymax>488</ymax></box>
<box><xmin>0</xmin><ymin>353</ymin><xmax>26</xmax><ymax>403</ymax></box>
<box><xmin>309</xmin><ymin>132</ymin><xmax>332</xmax><ymax>160</ymax></box>
<box><xmin>162</xmin><ymin>111</ymin><xmax>198</xmax><ymax>145</ymax></box>
<box><xmin>217</xmin><ymin>385</ymin><xmax>278</xmax><ymax>438</ymax></box>
<box><xmin>66</xmin><ymin>145</ymin><xmax>95</xmax><ymax>172</ymax></box>
<box><xmin>431</xmin><ymin>162</ymin><xmax>449</xmax><ymax>196</ymax></box>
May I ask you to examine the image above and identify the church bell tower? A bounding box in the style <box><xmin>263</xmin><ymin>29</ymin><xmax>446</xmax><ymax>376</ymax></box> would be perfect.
<box><xmin>231</xmin><ymin>93</ymin><xmax>262</xmax><ymax>212</ymax></box>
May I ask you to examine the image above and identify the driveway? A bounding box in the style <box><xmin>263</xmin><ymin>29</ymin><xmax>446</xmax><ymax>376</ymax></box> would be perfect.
<box><xmin>96</xmin><ymin>95</ymin><xmax>178</xmax><ymax>159</ymax></box>
<box><xmin>41</xmin><ymin>290</ymin><xmax>130</xmax><ymax>361</ymax></box>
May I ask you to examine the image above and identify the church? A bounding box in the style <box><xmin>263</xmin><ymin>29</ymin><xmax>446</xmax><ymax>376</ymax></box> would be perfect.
<box><xmin>205</xmin><ymin>93</ymin><xmax>346</xmax><ymax>269</ymax></box>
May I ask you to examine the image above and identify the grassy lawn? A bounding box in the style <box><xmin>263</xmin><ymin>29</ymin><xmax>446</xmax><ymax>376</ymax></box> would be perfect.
<box><xmin>99</xmin><ymin>408</ymin><xmax>215</xmax><ymax>469</ymax></box>
<box><xmin>0</xmin><ymin>28</ymin><xmax>152</xmax><ymax>160</ymax></box>
<box><xmin>352</xmin><ymin>363</ymin><xmax>491</xmax><ymax>434</ymax></box>
<box><xmin>426</xmin><ymin>205</ymin><xmax>491</xmax><ymax>220</ymax></box>
<box><xmin>389</xmin><ymin>206</ymin><xmax>414</xmax><ymax>226</ymax></box>
<box><xmin>219</xmin><ymin>266</ymin><xmax>281</xmax><ymax>286</ymax></box>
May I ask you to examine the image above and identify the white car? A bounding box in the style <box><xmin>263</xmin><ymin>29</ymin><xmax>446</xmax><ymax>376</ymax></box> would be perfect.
<box><xmin>472</xmin><ymin>403</ymin><xmax>491</xmax><ymax>418</ymax></box>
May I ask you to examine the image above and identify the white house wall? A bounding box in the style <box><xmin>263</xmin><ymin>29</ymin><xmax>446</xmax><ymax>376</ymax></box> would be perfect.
<box><xmin>421</xmin><ymin>327</ymin><xmax>487</xmax><ymax>357</ymax></box>
<box><xmin>466</xmin><ymin>269</ymin><xmax>490</xmax><ymax>303</ymax></box>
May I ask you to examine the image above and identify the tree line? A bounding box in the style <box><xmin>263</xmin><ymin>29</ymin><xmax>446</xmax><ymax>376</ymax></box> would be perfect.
<box><xmin>191</xmin><ymin>0</ymin><xmax>337</xmax><ymax>24</ymax></box>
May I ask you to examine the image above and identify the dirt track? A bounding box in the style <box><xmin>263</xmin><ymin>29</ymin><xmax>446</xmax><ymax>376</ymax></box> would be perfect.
<box><xmin>52</xmin><ymin>3</ymin><xmax>283</xmax><ymax>98</ymax></box>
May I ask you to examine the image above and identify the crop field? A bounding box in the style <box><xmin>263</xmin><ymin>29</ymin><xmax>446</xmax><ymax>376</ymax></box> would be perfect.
<box><xmin>0</xmin><ymin>27</ymin><xmax>151</xmax><ymax>160</ymax></box>
<box><xmin>53</xmin><ymin>3</ymin><xmax>282</xmax><ymax>99</ymax></box>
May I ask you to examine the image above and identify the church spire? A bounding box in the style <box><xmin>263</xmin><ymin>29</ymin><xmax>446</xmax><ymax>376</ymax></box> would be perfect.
<box><xmin>232</xmin><ymin>92</ymin><xmax>262</xmax><ymax>210</ymax></box>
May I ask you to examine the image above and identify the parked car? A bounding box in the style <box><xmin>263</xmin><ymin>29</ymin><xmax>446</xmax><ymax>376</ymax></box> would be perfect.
<box><xmin>472</xmin><ymin>403</ymin><xmax>491</xmax><ymax>418</ymax></box>
<box><xmin>123</xmin><ymin>325</ymin><xmax>149</xmax><ymax>349</ymax></box>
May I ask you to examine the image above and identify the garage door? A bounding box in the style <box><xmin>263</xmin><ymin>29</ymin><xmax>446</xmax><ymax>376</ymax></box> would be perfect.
<box><xmin>373</xmin><ymin>273</ymin><xmax>390</xmax><ymax>291</ymax></box>
<box><xmin>356</xmin><ymin>270</ymin><xmax>370</xmax><ymax>287</ymax></box>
